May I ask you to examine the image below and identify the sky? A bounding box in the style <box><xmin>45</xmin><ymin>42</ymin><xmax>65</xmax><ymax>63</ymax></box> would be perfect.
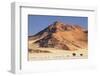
<box><xmin>28</xmin><ymin>15</ymin><xmax>88</xmax><ymax>36</ymax></box>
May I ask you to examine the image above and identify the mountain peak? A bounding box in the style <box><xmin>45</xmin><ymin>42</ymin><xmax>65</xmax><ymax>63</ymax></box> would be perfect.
<box><xmin>31</xmin><ymin>21</ymin><xmax>84</xmax><ymax>38</ymax></box>
<box><xmin>52</xmin><ymin>21</ymin><xmax>65</xmax><ymax>27</ymax></box>
<box><xmin>48</xmin><ymin>21</ymin><xmax>81</xmax><ymax>32</ymax></box>
<box><xmin>53</xmin><ymin>21</ymin><xmax>64</xmax><ymax>25</ymax></box>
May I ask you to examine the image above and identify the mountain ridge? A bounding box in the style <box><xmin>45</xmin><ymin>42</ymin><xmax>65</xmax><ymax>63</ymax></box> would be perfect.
<box><xmin>29</xmin><ymin>21</ymin><xmax>88</xmax><ymax>51</ymax></box>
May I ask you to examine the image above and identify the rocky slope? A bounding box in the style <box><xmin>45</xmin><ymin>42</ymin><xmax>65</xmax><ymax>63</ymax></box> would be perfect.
<box><xmin>29</xmin><ymin>21</ymin><xmax>88</xmax><ymax>51</ymax></box>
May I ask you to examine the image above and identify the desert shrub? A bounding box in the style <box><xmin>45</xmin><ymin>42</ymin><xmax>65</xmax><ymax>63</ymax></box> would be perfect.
<box><xmin>28</xmin><ymin>48</ymin><xmax>33</xmax><ymax>52</ymax></box>
<box><xmin>80</xmin><ymin>54</ymin><xmax>83</xmax><ymax>56</ymax></box>
<box><xmin>72</xmin><ymin>53</ymin><xmax>76</xmax><ymax>56</ymax></box>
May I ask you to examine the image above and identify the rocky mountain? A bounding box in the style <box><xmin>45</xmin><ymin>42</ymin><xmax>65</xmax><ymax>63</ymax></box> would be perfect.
<box><xmin>29</xmin><ymin>21</ymin><xmax>88</xmax><ymax>51</ymax></box>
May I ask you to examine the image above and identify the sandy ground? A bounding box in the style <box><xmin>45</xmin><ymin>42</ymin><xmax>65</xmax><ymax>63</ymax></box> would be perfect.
<box><xmin>28</xmin><ymin>40</ymin><xmax>88</xmax><ymax>61</ymax></box>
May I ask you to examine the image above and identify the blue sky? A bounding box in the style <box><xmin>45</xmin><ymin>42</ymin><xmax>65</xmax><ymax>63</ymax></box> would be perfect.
<box><xmin>28</xmin><ymin>15</ymin><xmax>88</xmax><ymax>36</ymax></box>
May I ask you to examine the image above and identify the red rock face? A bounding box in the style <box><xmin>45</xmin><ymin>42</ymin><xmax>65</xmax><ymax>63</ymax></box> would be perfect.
<box><xmin>29</xmin><ymin>21</ymin><xmax>88</xmax><ymax>51</ymax></box>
